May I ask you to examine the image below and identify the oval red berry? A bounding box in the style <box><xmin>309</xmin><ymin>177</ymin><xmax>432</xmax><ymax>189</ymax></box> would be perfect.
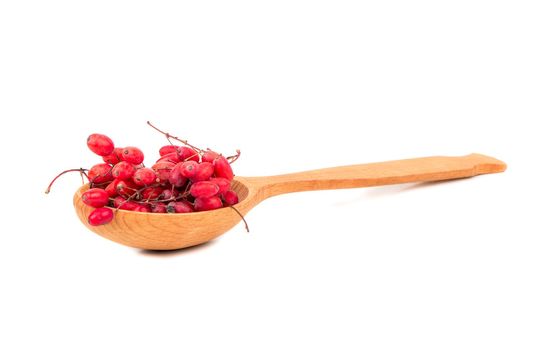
<box><xmin>159</xmin><ymin>145</ymin><xmax>180</xmax><ymax>157</ymax></box>
<box><xmin>81</xmin><ymin>188</ymin><xmax>109</xmax><ymax>208</ymax></box>
<box><xmin>202</xmin><ymin>150</ymin><xmax>219</xmax><ymax>163</ymax></box>
<box><xmin>222</xmin><ymin>190</ymin><xmax>239</xmax><ymax>206</ymax></box>
<box><xmin>167</xmin><ymin>201</ymin><xmax>194</xmax><ymax>213</ymax></box>
<box><xmin>179</xmin><ymin>161</ymin><xmax>199</xmax><ymax>179</ymax></box>
<box><xmin>133</xmin><ymin>167</ymin><xmax>157</xmax><ymax>186</ymax></box>
<box><xmin>209</xmin><ymin>177</ymin><xmax>231</xmax><ymax>194</ymax></box>
<box><xmin>88</xmin><ymin>207</ymin><xmax>114</xmax><ymax>226</ymax></box>
<box><xmin>151</xmin><ymin>203</ymin><xmax>168</xmax><ymax>213</ymax></box>
<box><xmin>112</xmin><ymin>161</ymin><xmax>136</xmax><ymax>180</ymax></box>
<box><xmin>213</xmin><ymin>156</ymin><xmax>234</xmax><ymax>180</ymax></box>
<box><xmin>190</xmin><ymin>181</ymin><xmax>220</xmax><ymax>198</ymax></box>
<box><xmin>152</xmin><ymin>161</ymin><xmax>175</xmax><ymax>182</ymax></box>
<box><xmin>178</xmin><ymin>147</ymin><xmax>199</xmax><ymax>162</ymax></box>
<box><xmin>87</xmin><ymin>134</ymin><xmax>115</xmax><ymax>156</ymax></box>
<box><xmin>194</xmin><ymin>196</ymin><xmax>223</xmax><ymax>211</ymax></box>
<box><xmin>88</xmin><ymin>163</ymin><xmax>113</xmax><ymax>184</ymax></box>
<box><xmin>122</xmin><ymin>146</ymin><xmax>144</xmax><ymax>165</ymax></box>
<box><xmin>192</xmin><ymin>162</ymin><xmax>214</xmax><ymax>182</ymax></box>
<box><xmin>169</xmin><ymin>163</ymin><xmax>188</xmax><ymax>187</ymax></box>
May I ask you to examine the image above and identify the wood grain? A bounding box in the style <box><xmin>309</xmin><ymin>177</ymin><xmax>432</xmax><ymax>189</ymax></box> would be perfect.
<box><xmin>73</xmin><ymin>153</ymin><xmax>506</xmax><ymax>250</ymax></box>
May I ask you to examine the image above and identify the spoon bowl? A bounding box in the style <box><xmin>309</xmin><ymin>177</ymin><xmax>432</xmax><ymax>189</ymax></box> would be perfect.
<box><xmin>73</xmin><ymin>153</ymin><xmax>506</xmax><ymax>250</ymax></box>
<box><xmin>74</xmin><ymin>178</ymin><xmax>256</xmax><ymax>250</ymax></box>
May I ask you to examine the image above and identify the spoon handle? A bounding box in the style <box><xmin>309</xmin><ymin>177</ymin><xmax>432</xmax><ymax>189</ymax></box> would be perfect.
<box><xmin>246</xmin><ymin>153</ymin><xmax>506</xmax><ymax>199</ymax></box>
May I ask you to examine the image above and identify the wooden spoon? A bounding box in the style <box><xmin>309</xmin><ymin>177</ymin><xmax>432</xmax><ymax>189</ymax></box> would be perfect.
<box><xmin>73</xmin><ymin>153</ymin><xmax>506</xmax><ymax>250</ymax></box>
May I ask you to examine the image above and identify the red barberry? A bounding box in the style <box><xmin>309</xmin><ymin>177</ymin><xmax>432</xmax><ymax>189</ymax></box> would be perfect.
<box><xmin>222</xmin><ymin>190</ymin><xmax>239</xmax><ymax>206</ymax></box>
<box><xmin>167</xmin><ymin>201</ymin><xmax>194</xmax><ymax>213</ymax></box>
<box><xmin>151</xmin><ymin>202</ymin><xmax>168</xmax><ymax>213</ymax></box>
<box><xmin>151</xmin><ymin>161</ymin><xmax>175</xmax><ymax>182</ymax></box>
<box><xmin>194</xmin><ymin>196</ymin><xmax>223</xmax><ymax>211</ymax></box>
<box><xmin>102</xmin><ymin>147</ymin><xmax>124</xmax><ymax>165</ymax></box>
<box><xmin>87</xmin><ymin>134</ymin><xmax>115</xmax><ymax>156</ymax></box>
<box><xmin>178</xmin><ymin>146</ymin><xmax>199</xmax><ymax>162</ymax></box>
<box><xmin>88</xmin><ymin>163</ymin><xmax>113</xmax><ymax>184</ymax></box>
<box><xmin>112</xmin><ymin>161</ymin><xmax>136</xmax><ymax>180</ymax></box>
<box><xmin>104</xmin><ymin>179</ymin><xmax>121</xmax><ymax>196</ymax></box>
<box><xmin>209</xmin><ymin>177</ymin><xmax>231</xmax><ymax>194</ymax></box>
<box><xmin>179</xmin><ymin>161</ymin><xmax>199</xmax><ymax>179</ymax></box>
<box><xmin>140</xmin><ymin>187</ymin><xmax>163</xmax><ymax>200</ymax></box>
<box><xmin>133</xmin><ymin>167</ymin><xmax>157</xmax><ymax>186</ymax></box>
<box><xmin>82</xmin><ymin>188</ymin><xmax>109</xmax><ymax>208</ymax></box>
<box><xmin>157</xmin><ymin>152</ymin><xmax>181</xmax><ymax>164</ymax></box>
<box><xmin>213</xmin><ymin>156</ymin><xmax>234</xmax><ymax>180</ymax></box>
<box><xmin>192</xmin><ymin>162</ymin><xmax>214</xmax><ymax>182</ymax></box>
<box><xmin>161</xmin><ymin>188</ymin><xmax>179</xmax><ymax>200</ymax></box>
<box><xmin>122</xmin><ymin>147</ymin><xmax>144</xmax><ymax>165</ymax></box>
<box><xmin>159</xmin><ymin>145</ymin><xmax>180</xmax><ymax>156</ymax></box>
<box><xmin>113</xmin><ymin>197</ymin><xmax>142</xmax><ymax>211</ymax></box>
<box><xmin>169</xmin><ymin>163</ymin><xmax>188</xmax><ymax>187</ymax></box>
<box><xmin>190</xmin><ymin>181</ymin><xmax>220</xmax><ymax>198</ymax></box>
<box><xmin>202</xmin><ymin>150</ymin><xmax>219</xmax><ymax>163</ymax></box>
<box><xmin>88</xmin><ymin>207</ymin><xmax>114</xmax><ymax>226</ymax></box>
<box><xmin>115</xmin><ymin>180</ymin><xmax>138</xmax><ymax>197</ymax></box>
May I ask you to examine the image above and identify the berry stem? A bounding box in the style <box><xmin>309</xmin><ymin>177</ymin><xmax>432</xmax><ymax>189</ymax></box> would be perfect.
<box><xmin>230</xmin><ymin>206</ymin><xmax>250</xmax><ymax>233</ymax></box>
<box><xmin>184</xmin><ymin>153</ymin><xmax>199</xmax><ymax>162</ymax></box>
<box><xmin>116</xmin><ymin>184</ymin><xmax>161</xmax><ymax>211</ymax></box>
<box><xmin>133</xmin><ymin>194</ymin><xmax>187</xmax><ymax>204</ymax></box>
<box><xmin>146</xmin><ymin>121</ymin><xmax>202</xmax><ymax>152</ymax></box>
<box><xmin>227</xmin><ymin>149</ymin><xmax>241</xmax><ymax>164</ymax></box>
<box><xmin>89</xmin><ymin>166</ymin><xmax>114</xmax><ymax>189</ymax></box>
<box><xmin>45</xmin><ymin>168</ymin><xmax>89</xmax><ymax>194</ymax></box>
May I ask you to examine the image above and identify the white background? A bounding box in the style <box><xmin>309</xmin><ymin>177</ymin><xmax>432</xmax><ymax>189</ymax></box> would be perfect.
<box><xmin>1</xmin><ymin>1</ymin><xmax>537</xmax><ymax>349</ymax></box>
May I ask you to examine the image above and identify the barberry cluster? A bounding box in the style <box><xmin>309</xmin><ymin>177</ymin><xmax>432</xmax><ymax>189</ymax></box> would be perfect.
<box><xmin>47</xmin><ymin>122</ymin><xmax>240</xmax><ymax>226</ymax></box>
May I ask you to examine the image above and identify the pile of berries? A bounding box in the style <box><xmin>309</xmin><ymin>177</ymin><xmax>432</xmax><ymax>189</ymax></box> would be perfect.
<box><xmin>47</xmin><ymin>122</ymin><xmax>240</xmax><ymax>226</ymax></box>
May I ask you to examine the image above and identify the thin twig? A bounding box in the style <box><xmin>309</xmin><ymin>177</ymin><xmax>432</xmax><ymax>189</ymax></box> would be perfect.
<box><xmin>227</xmin><ymin>149</ymin><xmax>241</xmax><ymax>164</ymax></box>
<box><xmin>230</xmin><ymin>206</ymin><xmax>250</xmax><ymax>233</ymax></box>
<box><xmin>147</xmin><ymin>121</ymin><xmax>202</xmax><ymax>152</ymax></box>
<box><xmin>115</xmin><ymin>184</ymin><xmax>159</xmax><ymax>211</ymax></box>
<box><xmin>45</xmin><ymin>168</ymin><xmax>89</xmax><ymax>194</ymax></box>
<box><xmin>89</xmin><ymin>166</ymin><xmax>114</xmax><ymax>189</ymax></box>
